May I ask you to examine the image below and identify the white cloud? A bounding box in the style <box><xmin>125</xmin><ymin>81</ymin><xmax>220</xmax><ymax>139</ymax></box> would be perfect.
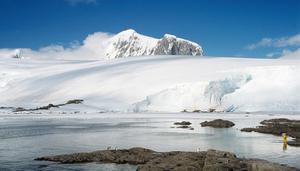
<box><xmin>39</xmin><ymin>45</ymin><xmax>65</xmax><ymax>53</ymax></box>
<box><xmin>266</xmin><ymin>51</ymin><xmax>280</xmax><ymax>58</ymax></box>
<box><xmin>280</xmin><ymin>48</ymin><xmax>300</xmax><ymax>59</ymax></box>
<box><xmin>246</xmin><ymin>33</ymin><xmax>300</xmax><ymax>50</ymax></box>
<box><xmin>82</xmin><ymin>32</ymin><xmax>113</xmax><ymax>56</ymax></box>
<box><xmin>65</xmin><ymin>0</ymin><xmax>98</xmax><ymax>6</ymax></box>
<box><xmin>276</xmin><ymin>34</ymin><xmax>300</xmax><ymax>47</ymax></box>
<box><xmin>246</xmin><ymin>38</ymin><xmax>273</xmax><ymax>50</ymax></box>
<box><xmin>0</xmin><ymin>31</ymin><xmax>114</xmax><ymax>60</ymax></box>
<box><xmin>266</xmin><ymin>49</ymin><xmax>298</xmax><ymax>58</ymax></box>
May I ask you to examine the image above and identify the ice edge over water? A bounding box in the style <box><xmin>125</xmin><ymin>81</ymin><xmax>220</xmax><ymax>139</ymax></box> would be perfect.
<box><xmin>132</xmin><ymin>74</ymin><xmax>252</xmax><ymax>112</ymax></box>
<box><xmin>0</xmin><ymin>55</ymin><xmax>299</xmax><ymax>113</ymax></box>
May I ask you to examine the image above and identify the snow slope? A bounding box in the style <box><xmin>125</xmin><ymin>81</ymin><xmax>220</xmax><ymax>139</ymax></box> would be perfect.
<box><xmin>0</xmin><ymin>56</ymin><xmax>299</xmax><ymax>113</ymax></box>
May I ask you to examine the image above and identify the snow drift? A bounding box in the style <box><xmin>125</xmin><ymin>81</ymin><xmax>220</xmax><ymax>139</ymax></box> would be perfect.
<box><xmin>0</xmin><ymin>55</ymin><xmax>299</xmax><ymax>113</ymax></box>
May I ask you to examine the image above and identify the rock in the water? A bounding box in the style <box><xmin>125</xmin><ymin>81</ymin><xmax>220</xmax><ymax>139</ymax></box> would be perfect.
<box><xmin>287</xmin><ymin>139</ymin><xmax>300</xmax><ymax>147</ymax></box>
<box><xmin>176</xmin><ymin>125</ymin><xmax>194</xmax><ymax>130</ymax></box>
<box><xmin>174</xmin><ymin>121</ymin><xmax>192</xmax><ymax>126</ymax></box>
<box><xmin>200</xmin><ymin>119</ymin><xmax>235</xmax><ymax>128</ymax></box>
<box><xmin>173</xmin><ymin>121</ymin><xmax>194</xmax><ymax>129</ymax></box>
<box><xmin>241</xmin><ymin>118</ymin><xmax>300</xmax><ymax>147</ymax></box>
<box><xmin>35</xmin><ymin>147</ymin><xmax>298</xmax><ymax>171</ymax></box>
<box><xmin>35</xmin><ymin>147</ymin><xmax>155</xmax><ymax>165</ymax></box>
<box><xmin>240</xmin><ymin>127</ymin><xmax>255</xmax><ymax>132</ymax></box>
<box><xmin>176</xmin><ymin>125</ymin><xmax>190</xmax><ymax>129</ymax></box>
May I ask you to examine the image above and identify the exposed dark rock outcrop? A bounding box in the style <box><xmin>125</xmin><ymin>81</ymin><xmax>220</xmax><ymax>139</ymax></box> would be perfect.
<box><xmin>200</xmin><ymin>119</ymin><xmax>235</xmax><ymax>128</ymax></box>
<box><xmin>35</xmin><ymin>147</ymin><xmax>298</xmax><ymax>171</ymax></box>
<box><xmin>66</xmin><ymin>99</ymin><xmax>84</xmax><ymax>104</ymax></box>
<box><xmin>173</xmin><ymin>121</ymin><xmax>194</xmax><ymax>130</ymax></box>
<box><xmin>0</xmin><ymin>106</ymin><xmax>15</xmax><ymax>110</ymax></box>
<box><xmin>174</xmin><ymin>121</ymin><xmax>192</xmax><ymax>126</ymax></box>
<box><xmin>12</xmin><ymin>99</ymin><xmax>84</xmax><ymax>112</ymax></box>
<box><xmin>181</xmin><ymin>109</ymin><xmax>218</xmax><ymax>113</ymax></box>
<box><xmin>287</xmin><ymin>139</ymin><xmax>300</xmax><ymax>147</ymax></box>
<box><xmin>154</xmin><ymin>34</ymin><xmax>203</xmax><ymax>56</ymax></box>
<box><xmin>241</xmin><ymin>118</ymin><xmax>300</xmax><ymax>147</ymax></box>
<box><xmin>105</xmin><ymin>29</ymin><xmax>203</xmax><ymax>59</ymax></box>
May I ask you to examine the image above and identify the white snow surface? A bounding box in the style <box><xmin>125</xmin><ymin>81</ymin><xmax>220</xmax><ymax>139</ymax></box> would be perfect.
<box><xmin>105</xmin><ymin>29</ymin><xmax>158</xmax><ymax>59</ymax></box>
<box><xmin>0</xmin><ymin>55</ymin><xmax>299</xmax><ymax>113</ymax></box>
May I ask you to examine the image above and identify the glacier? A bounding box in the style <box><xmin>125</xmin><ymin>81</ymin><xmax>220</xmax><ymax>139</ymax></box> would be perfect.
<box><xmin>133</xmin><ymin>74</ymin><xmax>253</xmax><ymax>112</ymax></box>
<box><xmin>0</xmin><ymin>55</ymin><xmax>299</xmax><ymax>113</ymax></box>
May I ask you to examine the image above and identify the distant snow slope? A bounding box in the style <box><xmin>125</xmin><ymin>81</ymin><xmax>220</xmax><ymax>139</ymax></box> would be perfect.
<box><xmin>0</xmin><ymin>56</ymin><xmax>299</xmax><ymax>113</ymax></box>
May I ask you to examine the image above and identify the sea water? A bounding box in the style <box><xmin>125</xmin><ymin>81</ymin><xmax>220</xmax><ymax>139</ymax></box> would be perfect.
<box><xmin>0</xmin><ymin>112</ymin><xmax>299</xmax><ymax>170</ymax></box>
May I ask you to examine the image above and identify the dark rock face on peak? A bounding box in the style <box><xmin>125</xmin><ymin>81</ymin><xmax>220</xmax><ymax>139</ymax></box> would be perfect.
<box><xmin>154</xmin><ymin>34</ymin><xmax>203</xmax><ymax>56</ymax></box>
<box><xmin>105</xmin><ymin>29</ymin><xmax>203</xmax><ymax>59</ymax></box>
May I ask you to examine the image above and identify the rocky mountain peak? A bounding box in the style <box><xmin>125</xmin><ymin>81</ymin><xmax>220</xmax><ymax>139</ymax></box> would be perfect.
<box><xmin>105</xmin><ymin>29</ymin><xmax>203</xmax><ymax>59</ymax></box>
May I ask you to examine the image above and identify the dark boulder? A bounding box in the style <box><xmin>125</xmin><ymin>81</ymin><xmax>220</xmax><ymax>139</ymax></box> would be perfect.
<box><xmin>174</xmin><ymin>121</ymin><xmax>192</xmax><ymax>126</ymax></box>
<box><xmin>200</xmin><ymin>119</ymin><xmax>235</xmax><ymax>128</ymax></box>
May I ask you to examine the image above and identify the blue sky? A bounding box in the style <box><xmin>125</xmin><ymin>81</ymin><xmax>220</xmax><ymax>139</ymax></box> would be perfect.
<box><xmin>0</xmin><ymin>0</ymin><xmax>299</xmax><ymax>58</ymax></box>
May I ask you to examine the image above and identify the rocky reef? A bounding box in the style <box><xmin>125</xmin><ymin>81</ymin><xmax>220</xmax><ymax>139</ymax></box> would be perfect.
<box><xmin>241</xmin><ymin>118</ymin><xmax>300</xmax><ymax>146</ymax></box>
<box><xmin>35</xmin><ymin>147</ymin><xmax>298</xmax><ymax>171</ymax></box>
<box><xmin>172</xmin><ymin>121</ymin><xmax>194</xmax><ymax>130</ymax></box>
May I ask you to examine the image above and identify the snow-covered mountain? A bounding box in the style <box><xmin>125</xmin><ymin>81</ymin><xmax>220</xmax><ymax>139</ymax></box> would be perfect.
<box><xmin>105</xmin><ymin>29</ymin><xmax>203</xmax><ymax>58</ymax></box>
<box><xmin>0</xmin><ymin>29</ymin><xmax>203</xmax><ymax>60</ymax></box>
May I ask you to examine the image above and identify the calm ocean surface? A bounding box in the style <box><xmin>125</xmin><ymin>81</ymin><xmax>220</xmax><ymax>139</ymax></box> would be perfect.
<box><xmin>0</xmin><ymin>112</ymin><xmax>299</xmax><ymax>170</ymax></box>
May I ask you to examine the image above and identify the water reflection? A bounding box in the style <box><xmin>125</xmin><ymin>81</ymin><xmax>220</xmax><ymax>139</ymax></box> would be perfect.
<box><xmin>283</xmin><ymin>142</ymin><xmax>288</xmax><ymax>151</ymax></box>
<box><xmin>282</xmin><ymin>133</ymin><xmax>288</xmax><ymax>151</ymax></box>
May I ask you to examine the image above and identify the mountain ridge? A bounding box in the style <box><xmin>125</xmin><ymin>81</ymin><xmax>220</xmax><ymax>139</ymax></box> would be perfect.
<box><xmin>105</xmin><ymin>29</ymin><xmax>203</xmax><ymax>59</ymax></box>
